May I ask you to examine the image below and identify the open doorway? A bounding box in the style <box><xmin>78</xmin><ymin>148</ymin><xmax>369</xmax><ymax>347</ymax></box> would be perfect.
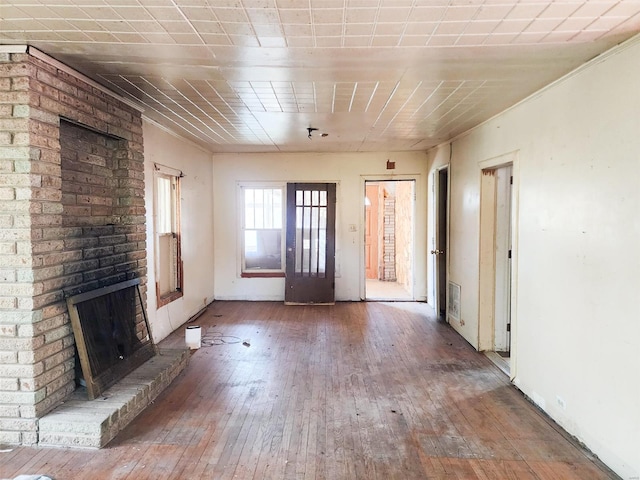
<box><xmin>479</xmin><ymin>160</ymin><xmax>515</xmax><ymax>376</ymax></box>
<box><xmin>364</xmin><ymin>180</ymin><xmax>414</xmax><ymax>300</ymax></box>
<box><xmin>493</xmin><ymin>165</ymin><xmax>513</xmax><ymax>358</ymax></box>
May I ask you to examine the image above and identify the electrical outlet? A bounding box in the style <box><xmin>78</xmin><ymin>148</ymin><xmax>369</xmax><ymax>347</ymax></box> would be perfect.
<box><xmin>556</xmin><ymin>395</ymin><xmax>566</xmax><ymax>410</ymax></box>
<box><xmin>459</xmin><ymin>318</ymin><xmax>465</xmax><ymax>326</ymax></box>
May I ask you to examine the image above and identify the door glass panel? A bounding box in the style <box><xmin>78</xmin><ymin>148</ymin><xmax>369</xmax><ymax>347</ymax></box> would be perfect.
<box><xmin>295</xmin><ymin>204</ymin><xmax>303</xmax><ymax>272</ymax></box>
<box><xmin>319</xmin><ymin>207</ymin><xmax>327</xmax><ymax>274</ymax></box>
<box><xmin>310</xmin><ymin>205</ymin><xmax>318</xmax><ymax>274</ymax></box>
<box><xmin>302</xmin><ymin>206</ymin><xmax>311</xmax><ymax>273</ymax></box>
<box><xmin>293</xmin><ymin>188</ymin><xmax>328</xmax><ymax>277</ymax></box>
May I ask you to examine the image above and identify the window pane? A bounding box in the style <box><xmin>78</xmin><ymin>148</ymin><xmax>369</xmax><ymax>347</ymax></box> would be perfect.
<box><xmin>245</xmin><ymin>189</ymin><xmax>255</xmax><ymax>229</ymax></box>
<box><xmin>264</xmin><ymin>189</ymin><xmax>273</xmax><ymax>228</ymax></box>
<box><xmin>157</xmin><ymin>177</ymin><xmax>172</xmax><ymax>234</ymax></box>
<box><xmin>158</xmin><ymin>234</ymin><xmax>173</xmax><ymax>295</ymax></box>
<box><xmin>273</xmin><ymin>189</ymin><xmax>282</xmax><ymax>228</ymax></box>
<box><xmin>255</xmin><ymin>189</ymin><xmax>264</xmax><ymax>229</ymax></box>
<box><xmin>242</xmin><ymin>186</ymin><xmax>284</xmax><ymax>272</ymax></box>
<box><xmin>244</xmin><ymin>230</ymin><xmax>282</xmax><ymax>270</ymax></box>
<box><xmin>245</xmin><ymin>230</ymin><xmax>257</xmax><ymax>254</ymax></box>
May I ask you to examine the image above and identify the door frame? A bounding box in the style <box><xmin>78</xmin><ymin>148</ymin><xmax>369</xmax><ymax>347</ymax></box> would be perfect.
<box><xmin>493</xmin><ymin>164</ymin><xmax>513</xmax><ymax>353</ymax></box>
<box><xmin>432</xmin><ymin>166</ymin><xmax>449</xmax><ymax>319</ymax></box>
<box><xmin>478</xmin><ymin>151</ymin><xmax>520</xmax><ymax>380</ymax></box>
<box><xmin>360</xmin><ymin>175</ymin><xmax>419</xmax><ymax>301</ymax></box>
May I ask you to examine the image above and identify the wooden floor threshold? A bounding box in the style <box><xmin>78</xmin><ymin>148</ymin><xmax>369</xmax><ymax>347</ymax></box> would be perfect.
<box><xmin>484</xmin><ymin>350</ymin><xmax>511</xmax><ymax>377</ymax></box>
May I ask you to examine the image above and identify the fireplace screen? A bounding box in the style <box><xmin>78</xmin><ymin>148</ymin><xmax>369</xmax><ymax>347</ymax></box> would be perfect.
<box><xmin>66</xmin><ymin>278</ymin><xmax>156</xmax><ymax>400</ymax></box>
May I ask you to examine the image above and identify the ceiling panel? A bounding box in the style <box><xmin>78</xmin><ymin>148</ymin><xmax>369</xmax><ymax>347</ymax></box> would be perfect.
<box><xmin>1</xmin><ymin>0</ymin><xmax>640</xmax><ymax>152</ymax></box>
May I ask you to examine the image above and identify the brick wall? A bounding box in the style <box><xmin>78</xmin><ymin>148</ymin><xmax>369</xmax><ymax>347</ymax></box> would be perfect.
<box><xmin>0</xmin><ymin>50</ymin><xmax>146</xmax><ymax>445</ymax></box>
<box><xmin>382</xmin><ymin>196</ymin><xmax>396</xmax><ymax>281</ymax></box>
<box><xmin>60</xmin><ymin>121</ymin><xmax>146</xmax><ymax>297</ymax></box>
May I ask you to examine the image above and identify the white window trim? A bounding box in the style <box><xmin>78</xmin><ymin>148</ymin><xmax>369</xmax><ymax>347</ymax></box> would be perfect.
<box><xmin>154</xmin><ymin>164</ymin><xmax>183</xmax><ymax>306</ymax></box>
<box><xmin>237</xmin><ymin>182</ymin><xmax>286</xmax><ymax>277</ymax></box>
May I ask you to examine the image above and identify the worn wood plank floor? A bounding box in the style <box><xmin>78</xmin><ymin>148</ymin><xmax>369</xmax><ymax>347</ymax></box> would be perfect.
<box><xmin>0</xmin><ymin>301</ymin><xmax>617</xmax><ymax>480</ymax></box>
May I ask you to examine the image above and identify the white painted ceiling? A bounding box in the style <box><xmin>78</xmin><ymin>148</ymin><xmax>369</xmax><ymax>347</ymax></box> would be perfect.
<box><xmin>2</xmin><ymin>1</ymin><xmax>640</xmax><ymax>153</ymax></box>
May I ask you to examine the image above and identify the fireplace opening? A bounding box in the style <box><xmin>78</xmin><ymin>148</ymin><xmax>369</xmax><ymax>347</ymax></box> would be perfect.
<box><xmin>66</xmin><ymin>279</ymin><xmax>156</xmax><ymax>400</ymax></box>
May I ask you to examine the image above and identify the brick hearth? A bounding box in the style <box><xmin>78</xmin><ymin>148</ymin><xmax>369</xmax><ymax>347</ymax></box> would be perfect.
<box><xmin>38</xmin><ymin>349</ymin><xmax>188</xmax><ymax>448</ymax></box>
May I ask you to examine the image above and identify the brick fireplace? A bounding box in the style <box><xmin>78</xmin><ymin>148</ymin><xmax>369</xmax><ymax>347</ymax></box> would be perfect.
<box><xmin>0</xmin><ymin>48</ymin><xmax>149</xmax><ymax>445</ymax></box>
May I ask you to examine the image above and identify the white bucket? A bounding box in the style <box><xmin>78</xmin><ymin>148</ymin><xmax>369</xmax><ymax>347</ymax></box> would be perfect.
<box><xmin>185</xmin><ymin>325</ymin><xmax>202</xmax><ymax>349</ymax></box>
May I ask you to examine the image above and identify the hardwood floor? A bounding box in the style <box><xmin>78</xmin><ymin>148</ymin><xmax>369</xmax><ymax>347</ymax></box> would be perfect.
<box><xmin>0</xmin><ymin>301</ymin><xmax>616</xmax><ymax>479</ymax></box>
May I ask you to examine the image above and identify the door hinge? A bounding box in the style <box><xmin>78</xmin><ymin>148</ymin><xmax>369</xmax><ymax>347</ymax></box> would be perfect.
<box><xmin>506</xmin><ymin>323</ymin><xmax>511</xmax><ymax>332</ymax></box>
<box><xmin>332</xmin><ymin>282</ymin><xmax>335</xmax><ymax>289</ymax></box>
<box><xmin>510</xmin><ymin>175</ymin><xmax>513</xmax><ymax>185</ymax></box>
<box><xmin>508</xmin><ymin>249</ymin><xmax>512</xmax><ymax>259</ymax></box>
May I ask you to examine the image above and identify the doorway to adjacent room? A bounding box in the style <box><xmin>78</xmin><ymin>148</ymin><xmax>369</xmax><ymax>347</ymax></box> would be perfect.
<box><xmin>364</xmin><ymin>180</ymin><xmax>415</xmax><ymax>301</ymax></box>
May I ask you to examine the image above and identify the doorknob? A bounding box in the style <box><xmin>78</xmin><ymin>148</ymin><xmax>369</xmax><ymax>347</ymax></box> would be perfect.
<box><xmin>430</xmin><ymin>249</ymin><xmax>444</xmax><ymax>255</ymax></box>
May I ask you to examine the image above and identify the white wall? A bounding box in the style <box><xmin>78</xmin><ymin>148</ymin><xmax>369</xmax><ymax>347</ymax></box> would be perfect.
<box><xmin>427</xmin><ymin>38</ymin><xmax>640</xmax><ymax>478</ymax></box>
<box><xmin>143</xmin><ymin>120</ymin><xmax>215</xmax><ymax>342</ymax></box>
<box><xmin>212</xmin><ymin>151</ymin><xmax>428</xmax><ymax>302</ymax></box>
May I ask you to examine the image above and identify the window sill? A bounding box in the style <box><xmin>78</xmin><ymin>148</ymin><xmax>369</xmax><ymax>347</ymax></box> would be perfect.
<box><xmin>241</xmin><ymin>272</ymin><xmax>285</xmax><ymax>278</ymax></box>
<box><xmin>157</xmin><ymin>290</ymin><xmax>183</xmax><ymax>308</ymax></box>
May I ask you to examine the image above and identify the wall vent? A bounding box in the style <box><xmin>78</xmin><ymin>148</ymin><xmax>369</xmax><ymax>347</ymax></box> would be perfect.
<box><xmin>448</xmin><ymin>281</ymin><xmax>461</xmax><ymax>321</ymax></box>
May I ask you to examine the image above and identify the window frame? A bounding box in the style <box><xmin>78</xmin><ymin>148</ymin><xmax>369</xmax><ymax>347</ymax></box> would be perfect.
<box><xmin>154</xmin><ymin>164</ymin><xmax>183</xmax><ymax>307</ymax></box>
<box><xmin>238</xmin><ymin>182</ymin><xmax>286</xmax><ymax>278</ymax></box>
